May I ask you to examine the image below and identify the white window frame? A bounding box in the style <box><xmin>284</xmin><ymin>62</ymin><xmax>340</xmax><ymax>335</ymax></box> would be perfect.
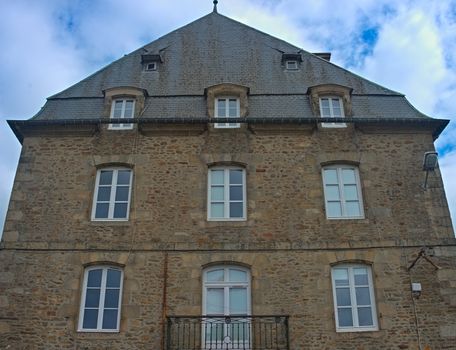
<box><xmin>145</xmin><ymin>62</ymin><xmax>157</xmax><ymax>71</ymax></box>
<box><xmin>202</xmin><ymin>266</ymin><xmax>252</xmax><ymax>348</ymax></box>
<box><xmin>91</xmin><ymin>168</ymin><xmax>133</xmax><ymax>221</ymax></box>
<box><xmin>207</xmin><ymin>167</ymin><xmax>247</xmax><ymax>221</ymax></box>
<box><xmin>319</xmin><ymin>96</ymin><xmax>346</xmax><ymax>128</ymax></box>
<box><xmin>285</xmin><ymin>60</ymin><xmax>298</xmax><ymax>70</ymax></box>
<box><xmin>322</xmin><ymin>165</ymin><xmax>364</xmax><ymax>219</ymax></box>
<box><xmin>108</xmin><ymin>99</ymin><xmax>135</xmax><ymax>130</ymax></box>
<box><xmin>214</xmin><ymin>97</ymin><xmax>240</xmax><ymax>128</ymax></box>
<box><xmin>331</xmin><ymin>264</ymin><xmax>378</xmax><ymax>332</ymax></box>
<box><xmin>78</xmin><ymin>265</ymin><xmax>124</xmax><ymax>332</ymax></box>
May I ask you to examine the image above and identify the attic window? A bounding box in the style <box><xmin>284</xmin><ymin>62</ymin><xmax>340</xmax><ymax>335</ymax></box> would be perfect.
<box><xmin>286</xmin><ymin>60</ymin><xmax>298</xmax><ymax>70</ymax></box>
<box><xmin>282</xmin><ymin>53</ymin><xmax>302</xmax><ymax>70</ymax></box>
<box><xmin>145</xmin><ymin>62</ymin><xmax>157</xmax><ymax>71</ymax></box>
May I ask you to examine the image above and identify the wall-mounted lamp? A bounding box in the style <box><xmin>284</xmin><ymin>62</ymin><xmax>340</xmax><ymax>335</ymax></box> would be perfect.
<box><xmin>411</xmin><ymin>282</ymin><xmax>422</xmax><ymax>298</ymax></box>
<box><xmin>422</xmin><ymin>151</ymin><xmax>438</xmax><ymax>189</ymax></box>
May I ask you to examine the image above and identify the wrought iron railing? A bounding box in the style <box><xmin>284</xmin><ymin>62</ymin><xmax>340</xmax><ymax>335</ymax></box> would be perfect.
<box><xmin>166</xmin><ymin>315</ymin><xmax>289</xmax><ymax>350</ymax></box>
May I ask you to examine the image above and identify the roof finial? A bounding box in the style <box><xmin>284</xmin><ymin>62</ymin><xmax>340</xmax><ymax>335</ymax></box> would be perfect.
<box><xmin>213</xmin><ymin>0</ymin><xmax>218</xmax><ymax>13</ymax></box>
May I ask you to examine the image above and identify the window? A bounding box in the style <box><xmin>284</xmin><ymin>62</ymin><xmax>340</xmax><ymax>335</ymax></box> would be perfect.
<box><xmin>208</xmin><ymin>167</ymin><xmax>246</xmax><ymax>220</ymax></box>
<box><xmin>109</xmin><ymin>99</ymin><xmax>135</xmax><ymax>130</ymax></box>
<box><xmin>319</xmin><ymin>97</ymin><xmax>346</xmax><ymax>127</ymax></box>
<box><xmin>331</xmin><ymin>264</ymin><xmax>378</xmax><ymax>332</ymax></box>
<box><xmin>78</xmin><ymin>266</ymin><xmax>123</xmax><ymax>332</ymax></box>
<box><xmin>214</xmin><ymin>97</ymin><xmax>240</xmax><ymax>128</ymax></box>
<box><xmin>322</xmin><ymin>165</ymin><xmax>364</xmax><ymax>219</ymax></box>
<box><xmin>145</xmin><ymin>62</ymin><xmax>157</xmax><ymax>71</ymax></box>
<box><xmin>92</xmin><ymin>168</ymin><xmax>133</xmax><ymax>221</ymax></box>
<box><xmin>285</xmin><ymin>60</ymin><xmax>298</xmax><ymax>70</ymax></box>
<box><xmin>203</xmin><ymin>266</ymin><xmax>251</xmax><ymax>346</ymax></box>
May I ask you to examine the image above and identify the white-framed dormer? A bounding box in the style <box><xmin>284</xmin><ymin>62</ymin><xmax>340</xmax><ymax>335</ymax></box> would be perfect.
<box><xmin>307</xmin><ymin>84</ymin><xmax>353</xmax><ymax>128</ymax></box>
<box><xmin>205</xmin><ymin>83</ymin><xmax>249</xmax><ymax>130</ymax></box>
<box><xmin>214</xmin><ymin>96</ymin><xmax>240</xmax><ymax>128</ymax></box>
<box><xmin>103</xmin><ymin>86</ymin><xmax>147</xmax><ymax>131</ymax></box>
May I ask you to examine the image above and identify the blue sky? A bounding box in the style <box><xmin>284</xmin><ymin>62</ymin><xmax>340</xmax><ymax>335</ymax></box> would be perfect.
<box><xmin>1</xmin><ymin>0</ymin><xmax>455</xmax><ymax>234</ymax></box>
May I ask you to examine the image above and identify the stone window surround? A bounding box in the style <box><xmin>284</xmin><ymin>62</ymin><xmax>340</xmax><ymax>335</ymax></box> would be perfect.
<box><xmin>103</xmin><ymin>86</ymin><xmax>147</xmax><ymax>120</ymax></box>
<box><xmin>321</xmin><ymin>163</ymin><xmax>365</xmax><ymax>220</ymax></box>
<box><xmin>205</xmin><ymin>83</ymin><xmax>249</xmax><ymax>120</ymax></box>
<box><xmin>91</xmin><ymin>166</ymin><xmax>133</xmax><ymax>222</ymax></box>
<box><xmin>207</xmin><ymin>164</ymin><xmax>247</xmax><ymax>221</ymax></box>
<box><xmin>307</xmin><ymin>84</ymin><xmax>353</xmax><ymax>117</ymax></box>
<box><xmin>330</xmin><ymin>262</ymin><xmax>378</xmax><ymax>332</ymax></box>
<box><xmin>78</xmin><ymin>265</ymin><xmax>124</xmax><ymax>333</ymax></box>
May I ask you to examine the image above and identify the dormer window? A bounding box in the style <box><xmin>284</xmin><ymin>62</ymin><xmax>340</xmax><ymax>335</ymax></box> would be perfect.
<box><xmin>286</xmin><ymin>60</ymin><xmax>298</xmax><ymax>70</ymax></box>
<box><xmin>204</xmin><ymin>84</ymin><xmax>249</xmax><ymax>129</ymax></box>
<box><xmin>307</xmin><ymin>84</ymin><xmax>353</xmax><ymax>129</ymax></box>
<box><xmin>103</xmin><ymin>87</ymin><xmax>147</xmax><ymax>131</ymax></box>
<box><xmin>215</xmin><ymin>97</ymin><xmax>240</xmax><ymax>128</ymax></box>
<box><xmin>319</xmin><ymin>97</ymin><xmax>346</xmax><ymax>127</ymax></box>
<box><xmin>141</xmin><ymin>53</ymin><xmax>162</xmax><ymax>72</ymax></box>
<box><xmin>109</xmin><ymin>99</ymin><xmax>134</xmax><ymax>130</ymax></box>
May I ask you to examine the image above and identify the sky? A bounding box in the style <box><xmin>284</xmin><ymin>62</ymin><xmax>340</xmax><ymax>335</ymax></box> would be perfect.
<box><xmin>0</xmin><ymin>0</ymin><xmax>455</xmax><ymax>234</ymax></box>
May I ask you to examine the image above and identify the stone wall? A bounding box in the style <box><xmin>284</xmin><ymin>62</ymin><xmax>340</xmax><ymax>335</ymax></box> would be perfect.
<box><xmin>1</xmin><ymin>125</ymin><xmax>455</xmax><ymax>349</ymax></box>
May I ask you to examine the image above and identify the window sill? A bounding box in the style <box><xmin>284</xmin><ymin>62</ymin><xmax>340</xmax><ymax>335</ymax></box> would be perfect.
<box><xmin>336</xmin><ymin>326</ymin><xmax>379</xmax><ymax>333</ymax></box>
<box><xmin>77</xmin><ymin>329</ymin><xmax>120</xmax><ymax>333</ymax></box>
<box><xmin>326</xmin><ymin>216</ymin><xmax>365</xmax><ymax>220</ymax></box>
<box><xmin>207</xmin><ymin>218</ymin><xmax>247</xmax><ymax>222</ymax></box>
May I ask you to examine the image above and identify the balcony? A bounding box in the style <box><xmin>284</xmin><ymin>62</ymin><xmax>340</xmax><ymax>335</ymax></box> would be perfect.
<box><xmin>166</xmin><ymin>315</ymin><xmax>289</xmax><ymax>350</ymax></box>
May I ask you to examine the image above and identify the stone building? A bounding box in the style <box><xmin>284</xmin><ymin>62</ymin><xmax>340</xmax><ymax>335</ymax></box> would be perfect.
<box><xmin>1</xmin><ymin>5</ymin><xmax>455</xmax><ymax>350</ymax></box>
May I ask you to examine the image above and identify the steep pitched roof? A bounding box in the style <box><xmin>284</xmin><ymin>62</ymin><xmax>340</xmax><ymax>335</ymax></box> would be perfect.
<box><xmin>31</xmin><ymin>11</ymin><xmax>432</xmax><ymax>121</ymax></box>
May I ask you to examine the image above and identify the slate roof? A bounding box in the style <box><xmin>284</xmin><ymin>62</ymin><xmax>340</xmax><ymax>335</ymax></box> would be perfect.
<box><xmin>32</xmin><ymin>11</ymin><xmax>433</xmax><ymax>121</ymax></box>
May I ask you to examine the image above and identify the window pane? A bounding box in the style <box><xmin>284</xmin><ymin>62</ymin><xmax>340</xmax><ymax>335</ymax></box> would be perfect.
<box><xmin>320</xmin><ymin>98</ymin><xmax>329</xmax><ymax>107</ymax></box>
<box><xmin>99</xmin><ymin>171</ymin><xmax>113</xmax><ymax>185</ymax></box>
<box><xmin>87</xmin><ymin>269</ymin><xmax>102</xmax><ymax>287</ymax></box>
<box><xmin>83</xmin><ymin>309</ymin><xmax>98</xmax><ymax>329</ymax></box>
<box><xmin>211</xmin><ymin>203</ymin><xmax>224</xmax><ymax>218</ymax></box>
<box><xmin>333</xmin><ymin>269</ymin><xmax>349</xmax><ymax>286</ymax></box>
<box><xmin>229</xmin><ymin>202</ymin><xmax>243</xmax><ymax>218</ymax></box>
<box><xmin>355</xmin><ymin>287</ymin><xmax>371</xmax><ymax>305</ymax></box>
<box><xmin>113</xmin><ymin>102</ymin><xmax>123</xmax><ymax>118</ymax></box>
<box><xmin>228</xmin><ymin>99</ymin><xmax>238</xmax><ymax>117</ymax></box>
<box><xmin>323</xmin><ymin>169</ymin><xmax>338</xmax><ymax>184</ymax></box>
<box><xmin>336</xmin><ymin>288</ymin><xmax>351</xmax><ymax>306</ymax></box>
<box><xmin>322</xmin><ymin>107</ymin><xmax>331</xmax><ymax>117</ymax></box>
<box><xmin>229</xmin><ymin>269</ymin><xmax>247</xmax><ymax>282</ymax></box>
<box><xmin>97</xmin><ymin>186</ymin><xmax>111</xmax><ymax>202</ymax></box>
<box><xmin>102</xmin><ymin>309</ymin><xmax>118</xmax><ymax>329</ymax></box>
<box><xmin>124</xmin><ymin>101</ymin><xmax>134</xmax><ymax>118</ymax></box>
<box><xmin>206</xmin><ymin>288</ymin><xmax>224</xmax><ymax>314</ymax></box>
<box><xmin>117</xmin><ymin>170</ymin><xmax>131</xmax><ymax>185</ymax></box>
<box><xmin>217</xmin><ymin>99</ymin><xmax>226</xmax><ymax>117</ymax></box>
<box><xmin>211</xmin><ymin>170</ymin><xmax>224</xmax><ymax>185</ymax></box>
<box><xmin>229</xmin><ymin>170</ymin><xmax>243</xmax><ymax>185</ymax></box>
<box><xmin>358</xmin><ymin>307</ymin><xmax>373</xmax><ymax>326</ymax></box>
<box><xmin>344</xmin><ymin>185</ymin><xmax>358</xmax><ymax>201</ymax></box>
<box><xmin>341</xmin><ymin>169</ymin><xmax>356</xmax><ymax>184</ymax></box>
<box><xmin>211</xmin><ymin>186</ymin><xmax>224</xmax><ymax>201</ymax></box>
<box><xmin>85</xmin><ymin>289</ymin><xmax>101</xmax><ymax>307</ymax></box>
<box><xmin>207</xmin><ymin>269</ymin><xmax>224</xmax><ymax>282</ymax></box>
<box><xmin>115</xmin><ymin>186</ymin><xmax>129</xmax><ymax>202</ymax></box>
<box><xmin>354</xmin><ymin>268</ymin><xmax>369</xmax><ymax>285</ymax></box>
<box><xmin>229</xmin><ymin>288</ymin><xmax>247</xmax><ymax>314</ymax></box>
<box><xmin>325</xmin><ymin>185</ymin><xmax>340</xmax><ymax>200</ymax></box>
<box><xmin>104</xmin><ymin>289</ymin><xmax>120</xmax><ymax>308</ymax></box>
<box><xmin>106</xmin><ymin>269</ymin><xmax>121</xmax><ymax>288</ymax></box>
<box><xmin>230</xmin><ymin>186</ymin><xmax>243</xmax><ymax>201</ymax></box>
<box><xmin>338</xmin><ymin>308</ymin><xmax>353</xmax><ymax>327</ymax></box>
<box><xmin>327</xmin><ymin>202</ymin><xmax>342</xmax><ymax>217</ymax></box>
<box><xmin>346</xmin><ymin>201</ymin><xmax>361</xmax><ymax>217</ymax></box>
<box><xmin>113</xmin><ymin>203</ymin><xmax>128</xmax><ymax>218</ymax></box>
<box><xmin>95</xmin><ymin>203</ymin><xmax>109</xmax><ymax>218</ymax></box>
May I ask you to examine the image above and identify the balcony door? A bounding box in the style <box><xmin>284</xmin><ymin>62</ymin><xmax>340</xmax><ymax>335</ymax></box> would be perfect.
<box><xmin>203</xmin><ymin>266</ymin><xmax>251</xmax><ymax>349</ymax></box>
